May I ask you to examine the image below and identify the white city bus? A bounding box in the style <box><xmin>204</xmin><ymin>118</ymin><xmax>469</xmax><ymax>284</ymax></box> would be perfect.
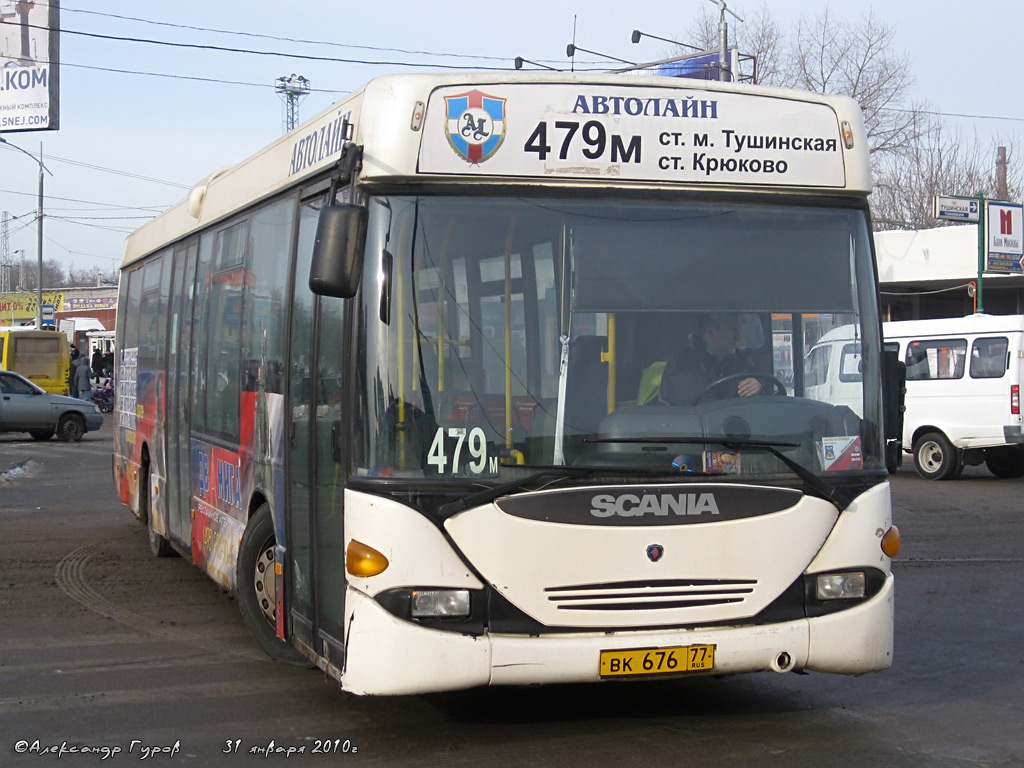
<box><xmin>114</xmin><ymin>72</ymin><xmax>902</xmax><ymax>696</ymax></box>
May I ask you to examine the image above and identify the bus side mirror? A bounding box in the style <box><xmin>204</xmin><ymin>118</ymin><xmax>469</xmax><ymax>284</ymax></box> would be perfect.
<box><xmin>882</xmin><ymin>350</ymin><xmax>906</xmax><ymax>473</ymax></box>
<box><xmin>309</xmin><ymin>203</ymin><xmax>367</xmax><ymax>298</ymax></box>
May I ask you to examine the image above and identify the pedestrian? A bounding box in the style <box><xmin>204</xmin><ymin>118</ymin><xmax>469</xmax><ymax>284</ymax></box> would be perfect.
<box><xmin>75</xmin><ymin>356</ymin><xmax>94</xmax><ymax>402</ymax></box>
<box><xmin>68</xmin><ymin>355</ymin><xmax>81</xmax><ymax>399</ymax></box>
<box><xmin>91</xmin><ymin>348</ymin><xmax>103</xmax><ymax>373</ymax></box>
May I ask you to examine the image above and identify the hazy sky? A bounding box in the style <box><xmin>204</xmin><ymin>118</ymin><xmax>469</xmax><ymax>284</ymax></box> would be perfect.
<box><xmin>1</xmin><ymin>0</ymin><xmax>1021</xmax><ymax>276</ymax></box>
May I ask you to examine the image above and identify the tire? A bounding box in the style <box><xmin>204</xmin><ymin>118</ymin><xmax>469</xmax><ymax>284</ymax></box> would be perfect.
<box><xmin>140</xmin><ymin>462</ymin><xmax>176</xmax><ymax>558</ymax></box>
<box><xmin>29</xmin><ymin>429</ymin><xmax>54</xmax><ymax>441</ymax></box>
<box><xmin>236</xmin><ymin>504</ymin><xmax>312</xmax><ymax>666</ymax></box>
<box><xmin>913</xmin><ymin>432</ymin><xmax>959</xmax><ymax>480</ymax></box>
<box><xmin>947</xmin><ymin>457</ymin><xmax>966</xmax><ymax>479</ymax></box>
<box><xmin>56</xmin><ymin>414</ymin><xmax>85</xmax><ymax>442</ymax></box>
<box><xmin>985</xmin><ymin>447</ymin><xmax>1024</xmax><ymax>478</ymax></box>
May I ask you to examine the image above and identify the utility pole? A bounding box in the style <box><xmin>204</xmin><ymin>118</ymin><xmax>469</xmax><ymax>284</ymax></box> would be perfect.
<box><xmin>36</xmin><ymin>142</ymin><xmax>44</xmax><ymax>327</ymax></box>
<box><xmin>0</xmin><ymin>212</ymin><xmax>9</xmax><ymax>293</ymax></box>
<box><xmin>708</xmin><ymin>0</ymin><xmax>743</xmax><ymax>82</ymax></box>
<box><xmin>0</xmin><ymin>137</ymin><xmax>52</xmax><ymax>327</ymax></box>
<box><xmin>275</xmin><ymin>74</ymin><xmax>311</xmax><ymax>133</ymax></box>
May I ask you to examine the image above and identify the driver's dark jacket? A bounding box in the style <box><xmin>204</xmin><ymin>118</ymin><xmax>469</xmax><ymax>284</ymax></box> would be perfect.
<box><xmin>659</xmin><ymin>337</ymin><xmax>757</xmax><ymax>406</ymax></box>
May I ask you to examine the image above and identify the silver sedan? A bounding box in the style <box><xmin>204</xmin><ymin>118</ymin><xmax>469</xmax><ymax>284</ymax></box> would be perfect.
<box><xmin>0</xmin><ymin>370</ymin><xmax>104</xmax><ymax>441</ymax></box>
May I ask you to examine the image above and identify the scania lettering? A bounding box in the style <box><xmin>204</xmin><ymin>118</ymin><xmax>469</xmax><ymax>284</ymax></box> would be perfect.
<box><xmin>114</xmin><ymin>72</ymin><xmax>900</xmax><ymax>696</ymax></box>
<box><xmin>590</xmin><ymin>492</ymin><xmax>720</xmax><ymax>517</ymax></box>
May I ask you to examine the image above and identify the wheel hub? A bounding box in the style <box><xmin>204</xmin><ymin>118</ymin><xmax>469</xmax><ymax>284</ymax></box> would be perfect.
<box><xmin>253</xmin><ymin>540</ymin><xmax>276</xmax><ymax>626</ymax></box>
<box><xmin>919</xmin><ymin>441</ymin><xmax>943</xmax><ymax>472</ymax></box>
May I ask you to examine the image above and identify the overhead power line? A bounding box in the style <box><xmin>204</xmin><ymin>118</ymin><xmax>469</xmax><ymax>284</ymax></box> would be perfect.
<box><xmin>61</xmin><ymin>6</ymin><xmax>521</xmax><ymax>64</ymax></box>
<box><xmin>0</xmin><ymin>187</ymin><xmax>169</xmax><ymax>213</ymax></box>
<box><xmin>62</xmin><ymin>61</ymin><xmax>348</xmax><ymax>93</ymax></box>
<box><xmin>37</xmin><ymin>32</ymin><xmax>1024</xmax><ymax>125</ymax></box>
<box><xmin>1</xmin><ymin>143</ymin><xmax>189</xmax><ymax>189</ymax></box>
<box><xmin>26</xmin><ymin>22</ymin><xmax>516</xmax><ymax>70</ymax></box>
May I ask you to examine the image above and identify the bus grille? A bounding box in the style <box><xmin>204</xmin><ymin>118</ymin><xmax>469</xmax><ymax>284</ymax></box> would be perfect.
<box><xmin>545</xmin><ymin>578</ymin><xmax>757</xmax><ymax>612</ymax></box>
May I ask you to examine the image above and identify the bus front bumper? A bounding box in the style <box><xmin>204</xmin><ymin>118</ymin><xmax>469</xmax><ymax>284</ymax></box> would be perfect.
<box><xmin>339</xmin><ymin>574</ymin><xmax>894</xmax><ymax>696</ymax></box>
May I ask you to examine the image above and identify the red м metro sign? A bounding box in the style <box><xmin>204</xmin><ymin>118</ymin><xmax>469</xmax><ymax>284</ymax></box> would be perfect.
<box><xmin>986</xmin><ymin>202</ymin><xmax>1023</xmax><ymax>274</ymax></box>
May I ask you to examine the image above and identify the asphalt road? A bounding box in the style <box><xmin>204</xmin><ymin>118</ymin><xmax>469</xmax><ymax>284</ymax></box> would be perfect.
<box><xmin>1</xmin><ymin>422</ymin><xmax>1022</xmax><ymax>767</ymax></box>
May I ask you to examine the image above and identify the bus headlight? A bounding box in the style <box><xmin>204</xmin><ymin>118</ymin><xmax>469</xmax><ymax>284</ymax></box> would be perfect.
<box><xmin>410</xmin><ymin>589</ymin><xmax>471</xmax><ymax>617</ymax></box>
<box><xmin>815</xmin><ymin>572</ymin><xmax>866</xmax><ymax>600</ymax></box>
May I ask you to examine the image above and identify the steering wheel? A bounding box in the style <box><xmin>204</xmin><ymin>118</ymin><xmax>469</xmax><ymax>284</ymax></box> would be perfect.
<box><xmin>695</xmin><ymin>372</ymin><xmax>787</xmax><ymax>405</ymax></box>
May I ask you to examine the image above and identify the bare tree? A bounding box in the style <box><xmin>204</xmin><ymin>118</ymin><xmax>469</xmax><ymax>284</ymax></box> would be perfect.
<box><xmin>788</xmin><ymin>9</ymin><xmax>922</xmax><ymax>157</ymax></box>
<box><xmin>677</xmin><ymin>5</ymin><xmax>1019</xmax><ymax>232</ymax></box>
<box><xmin>10</xmin><ymin>255</ymin><xmax>65</xmax><ymax>290</ymax></box>
<box><xmin>871</xmin><ymin>115</ymin><xmax>985</xmax><ymax>229</ymax></box>
<box><xmin>872</xmin><ymin>123</ymin><xmax>1021</xmax><ymax>230</ymax></box>
<box><xmin>684</xmin><ymin>5</ymin><xmax>919</xmax><ymax>153</ymax></box>
<box><xmin>67</xmin><ymin>264</ymin><xmax>115</xmax><ymax>288</ymax></box>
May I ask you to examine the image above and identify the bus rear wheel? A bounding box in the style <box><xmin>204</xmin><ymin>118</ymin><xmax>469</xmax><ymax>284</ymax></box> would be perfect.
<box><xmin>913</xmin><ymin>432</ymin><xmax>958</xmax><ymax>480</ymax></box>
<box><xmin>236</xmin><ymin>504</ymin><xmax>312</xmax><ymax>667</ymax></box>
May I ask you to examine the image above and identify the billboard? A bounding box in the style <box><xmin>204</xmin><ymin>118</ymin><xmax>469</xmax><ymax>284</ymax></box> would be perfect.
<box><xmin>624</xmin><ymin>48</ymin><xmax>744</xmax><ymax>82</ymax></box>
<box><xmin>985</xmin><ymin>201</ymin><xmax>1023</xmax><ymax>274</ymax></box>
<box><xmin>0</xmin><ymin>0</ymin><xmax>60</xmax><ymax>132</ymax></box>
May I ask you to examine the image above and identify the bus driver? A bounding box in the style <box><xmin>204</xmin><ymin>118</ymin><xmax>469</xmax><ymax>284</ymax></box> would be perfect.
<box><xmin>659</xmin><ymin>313</ymin><xmax>764</xmax><ymax>406</ymax></box>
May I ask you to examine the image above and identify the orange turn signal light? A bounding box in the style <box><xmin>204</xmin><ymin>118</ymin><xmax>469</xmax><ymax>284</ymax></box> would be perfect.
<box><xmin>346</xmin><ymin>539</ymin><xmax>389</xmax><ymax>577</ymax></box>
<box><xmin>881</xmin><ymin>525</ymin><xmax>901</xmax><ymax>558</ymax></box>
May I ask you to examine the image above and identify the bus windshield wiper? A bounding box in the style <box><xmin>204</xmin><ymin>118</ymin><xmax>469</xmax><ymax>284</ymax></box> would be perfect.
<box><xmin>586</xmin><ymin>436</ymin><xmax>850</xmax><ymax>509</ymax></box>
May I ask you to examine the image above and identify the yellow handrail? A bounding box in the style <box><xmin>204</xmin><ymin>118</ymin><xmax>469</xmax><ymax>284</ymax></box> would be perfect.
<box><xmin>603</xmin><ymin>313</ymin><xmax>616</xmax><ymax>413</ymax></box>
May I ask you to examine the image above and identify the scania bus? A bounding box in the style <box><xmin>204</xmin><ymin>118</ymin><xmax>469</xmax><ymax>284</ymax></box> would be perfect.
<box><xmin>114</xmin><ymin>72</ymin><xmax>902</xmax><ymax>695</ymax></box>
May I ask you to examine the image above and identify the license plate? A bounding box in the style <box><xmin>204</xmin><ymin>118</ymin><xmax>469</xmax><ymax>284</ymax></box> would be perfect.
<box><xmin>599</xmin><ymin>644</ymin><xmax>715</xmax><ymax>678</ymax></box>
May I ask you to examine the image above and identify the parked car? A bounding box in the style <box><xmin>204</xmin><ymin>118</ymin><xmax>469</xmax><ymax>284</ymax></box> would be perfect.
<box><xmin>0</xmin><ymin>369</ymin><xmax>104</xmax><ymax>441</ymax></box>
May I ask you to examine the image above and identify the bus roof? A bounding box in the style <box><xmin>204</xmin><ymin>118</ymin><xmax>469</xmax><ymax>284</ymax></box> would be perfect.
<box><xmin>123</xmin><ymin>72</ymin><xmax>871</xmax><ymax>269</ymax></box>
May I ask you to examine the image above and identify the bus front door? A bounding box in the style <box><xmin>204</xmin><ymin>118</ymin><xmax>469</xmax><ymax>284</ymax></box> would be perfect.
<box><xmin>286</xmin><ymin>196</ymin><xmax>348</xmax><ymax>671</ymax></box>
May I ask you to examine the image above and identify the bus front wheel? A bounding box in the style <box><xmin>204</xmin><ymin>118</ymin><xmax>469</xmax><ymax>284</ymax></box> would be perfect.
<box><xmin>913</xmin><ymin>432</ymin><xmax>958</xmax><ymax>480</ymax></box>
<box><xmin>236</xmin><ymin>504</ymin><xmax>312</xmax><ymax>667</ymax></box>
<box><xmin>140</xmin><ymin>459</ymin><xmax>175</xmax><ymax>558</ymax></box>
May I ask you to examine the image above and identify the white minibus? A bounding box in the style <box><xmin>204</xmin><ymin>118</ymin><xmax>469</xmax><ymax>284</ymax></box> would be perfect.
<box><xmin>806</xmin><ymin>315</ymin><xmax>1024</xmax><ymax>479</ymax></box>
<box><xmin>887</xmin><ymin>315</ymin><xmax>1024</xmax><ymax>479</ymax></box>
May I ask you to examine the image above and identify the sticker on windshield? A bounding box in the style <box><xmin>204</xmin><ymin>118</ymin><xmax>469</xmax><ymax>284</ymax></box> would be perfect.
<box><xmin>820</xmin><ymin>436</ymin><xmax>862</xmax><ymax>471</ymax></box>
<box><xmin>425</xmin><ymin>426</ymin><xmax>500</xmax><ymax>476</ymax></box>
<box><xmin>704</xmin><ymin>450</ymin><xmax>741</xmax><ymax>474</ymax></box>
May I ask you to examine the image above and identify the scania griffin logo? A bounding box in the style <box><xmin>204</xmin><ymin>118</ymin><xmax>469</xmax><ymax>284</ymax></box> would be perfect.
<box><xmin>646</xmin><ymin>544</ymin><xmax>665</xmax><ymax>562</ymax></box>
<box><xmin>590</xmin><ymin>492</ymin><xmax>720</xmax><ymax>518</ymax></box>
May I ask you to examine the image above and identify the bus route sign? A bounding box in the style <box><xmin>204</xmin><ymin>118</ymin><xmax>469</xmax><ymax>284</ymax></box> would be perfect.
<box><xmin>418</xmin><ymin>83</ymin><xmax>850</xmax><ymax>188</ymax></box>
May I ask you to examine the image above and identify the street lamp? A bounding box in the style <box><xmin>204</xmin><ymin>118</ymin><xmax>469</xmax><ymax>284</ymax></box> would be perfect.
<box><xmin>0</xmin><ymin>136</ymin><xmax>53</xmax><ymax>328</ymax></box>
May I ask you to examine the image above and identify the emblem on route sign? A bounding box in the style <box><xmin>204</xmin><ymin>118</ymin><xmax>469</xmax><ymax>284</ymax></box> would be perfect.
<box><xmin>444</xmin><ymin>90</ymin><xmax>506</xmax><ymax>164</ymax></box>
<box><xmin>647</xmin><ymin>544</ymin><xmax>665</xmax><ymax>562</ymax></box>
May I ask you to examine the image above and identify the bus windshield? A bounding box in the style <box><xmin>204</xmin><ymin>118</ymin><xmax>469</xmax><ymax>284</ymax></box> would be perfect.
<box><xmin>353</xmin><ymin>195</ymin><xmax>883</xmax><ymax>484</ymax></box>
